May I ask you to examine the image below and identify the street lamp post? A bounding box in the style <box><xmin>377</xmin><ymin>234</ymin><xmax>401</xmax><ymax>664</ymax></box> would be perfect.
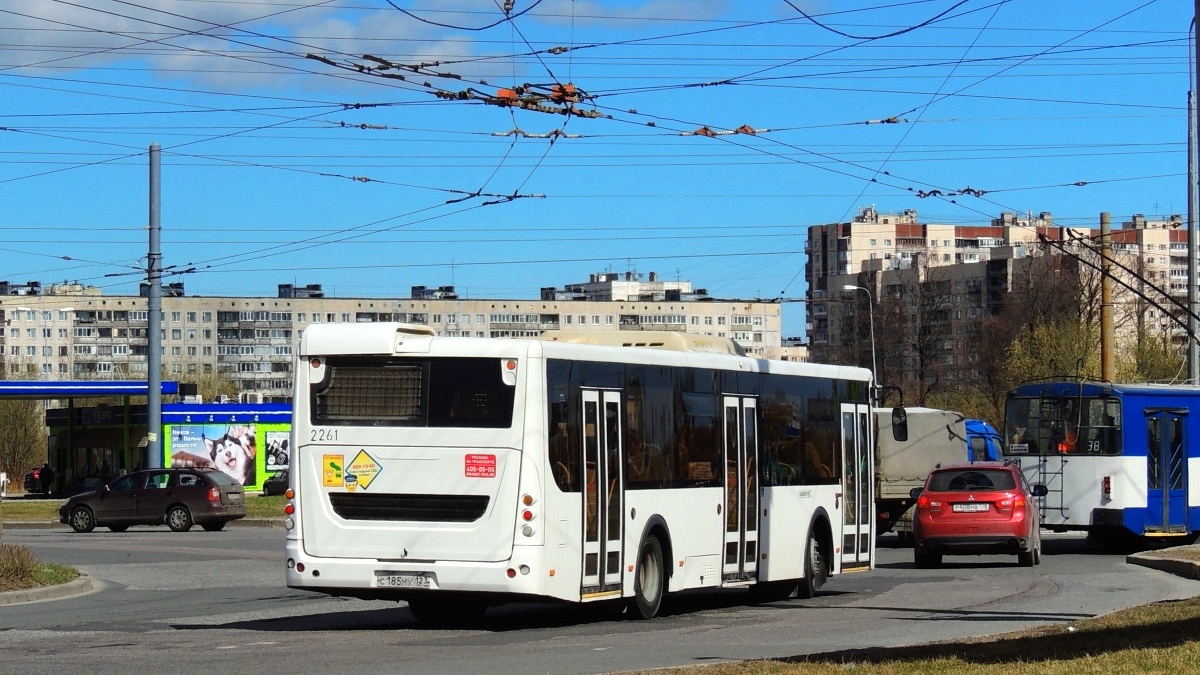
<box><xmin>842</xmin><ymin>285</ymin><xmax>877</xmax><ymax>403</ymax></box>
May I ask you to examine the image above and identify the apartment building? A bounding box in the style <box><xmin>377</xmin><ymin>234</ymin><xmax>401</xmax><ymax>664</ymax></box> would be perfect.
<box><xmin>806</xmin><ymin>207</ymin><xmax>1189</xmax><ymax>381</ymax></box>
<box><xmin>0</xmin><ymin>272</ymin><xmax>783</xmax><ymax>400</ymax></box>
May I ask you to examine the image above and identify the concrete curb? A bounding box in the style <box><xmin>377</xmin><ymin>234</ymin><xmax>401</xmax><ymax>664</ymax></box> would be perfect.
<box><xmin>0</xmin><ymin>573</ymin><xmax>92</xmax><ymax>606</ymax></box>
<box><xmin>1127</xmin><ymin>547</ymin><xmax>1200</xmax><ymax>580</ymax></box>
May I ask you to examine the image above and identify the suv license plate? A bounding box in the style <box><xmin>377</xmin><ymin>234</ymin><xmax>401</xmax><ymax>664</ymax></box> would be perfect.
<box><xmin>375</xmin><ymin>572</ymin><xmax>430</xmax><ymax>589</ymax></box>
<box><xmin>952</xmin><ymin>503</ymin><xmax>989</xmax><ymax>512</ymax></box>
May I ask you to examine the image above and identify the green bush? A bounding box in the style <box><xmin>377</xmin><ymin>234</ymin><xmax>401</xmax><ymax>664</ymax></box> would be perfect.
<box><xmin>0</xmin><ymin>543</ymin><xmax>39</xmax><ymax>591</ymax></box>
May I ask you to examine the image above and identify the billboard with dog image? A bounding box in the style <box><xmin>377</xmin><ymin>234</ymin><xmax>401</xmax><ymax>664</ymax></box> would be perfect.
<box><xmin>166</xmin><ymin>422</ymin><xmax>290</xmax><ymax>488</ymax></box>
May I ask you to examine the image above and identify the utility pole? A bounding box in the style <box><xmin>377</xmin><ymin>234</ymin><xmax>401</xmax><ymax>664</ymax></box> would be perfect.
<box><xmin>147</xmin><ymin>142</ymin><xmax>163</xmax><ymax>469</ymax></box>
<box><xmin>1100</xmin><ymin>212</ymin><xmax>1115</xmax><ymax>382</ymax></box>
<box><xmin>1189</xmin><ymin>5</ymin><xmax>1200</xmax><ymax>383</ymax></box>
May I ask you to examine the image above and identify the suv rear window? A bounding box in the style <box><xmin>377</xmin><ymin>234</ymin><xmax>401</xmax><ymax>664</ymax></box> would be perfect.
<box><xmin>928</xmin><ymin>468</ymin><xmax>1016</xmax><ymax>492</ymax></box>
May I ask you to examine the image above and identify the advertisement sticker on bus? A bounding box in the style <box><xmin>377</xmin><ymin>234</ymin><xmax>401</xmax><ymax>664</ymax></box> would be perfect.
<box><xmin>347</xmin><ymin>450</ymin><xmax>382</xmax><ymax>490</ymax></box>
<box><xmin>465</xmin><ymin>454</ymin><xmax>496</xmax><ymax>478</ymax></box>
<box><xmin>323</xmin><ymin>455</ymin><xmax>344</xmax><ymax>487</ymax></box>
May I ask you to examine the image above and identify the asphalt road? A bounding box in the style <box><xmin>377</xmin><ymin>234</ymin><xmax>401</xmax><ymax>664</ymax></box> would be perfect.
<box><xmin>1</xmin><ymin>527</ymin><xmax>1197</xmax><ymax>675</ymax></box>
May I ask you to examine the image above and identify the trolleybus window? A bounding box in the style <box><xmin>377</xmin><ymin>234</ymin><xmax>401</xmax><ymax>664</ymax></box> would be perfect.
<box><xmin>1005</xmin><ymin>395</ymin><xmax>1121</xmax><ymax>456</ymax></box>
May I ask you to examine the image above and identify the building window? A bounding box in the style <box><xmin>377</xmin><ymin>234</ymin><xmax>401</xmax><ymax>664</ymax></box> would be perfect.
<box><xmin>870</xmin><ymin>239</ymin><xmax>877</xmax><ymax>246</ymax></box>
<box><xmin>884</xmin><ymin>239</ymin><xmax>892</xmax><ymax>246</ymax></box>
<box><xmin>171</xmin><ymin>329</ymin><xmax>182</xmax><ymax>340</ymax></box>
<box><xmin>171</xmin><ymin>312</ymin><xmax>181</xmax><ymax>322</ymax></box>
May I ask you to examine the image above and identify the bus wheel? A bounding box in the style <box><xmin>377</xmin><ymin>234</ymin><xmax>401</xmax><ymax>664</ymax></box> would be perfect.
<box><xmin>407</xmin><ymin>594</ymin><xmax>486</xmax><ymax>626</ymax></box>
<box><xmin>631</xmin><ymin>534</ymin><xmax>665</xmax><ymax>619</ymax></box>
<box><xmin>796</xmin><ymin>530</ymin><xmax>826</xmax><ymax>599</ymax></box>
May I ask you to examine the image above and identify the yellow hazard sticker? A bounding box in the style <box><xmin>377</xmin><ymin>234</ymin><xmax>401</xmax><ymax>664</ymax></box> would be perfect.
<box><xmin>323</xmin><ymin>455</ymin><xmax>344</xmax><ymax>487</ymax></box>
<box><xmin>346</xmin><ymin>450</ymin><xmax>382</xmax><ymax>491</ymax></box>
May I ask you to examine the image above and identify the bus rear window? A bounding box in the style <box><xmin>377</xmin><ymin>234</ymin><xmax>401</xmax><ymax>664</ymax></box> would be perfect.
<box><xmin>312</xmin><ymin>357</ymin><xmax>514</xmax><ymax>428</ymax></box>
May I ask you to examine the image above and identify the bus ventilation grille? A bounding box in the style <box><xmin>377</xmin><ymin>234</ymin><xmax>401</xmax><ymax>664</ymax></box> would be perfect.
<box><xmin>328</xmin><ymin>492</ymin><xmax>490</xmax><ymax>522</ymax></box>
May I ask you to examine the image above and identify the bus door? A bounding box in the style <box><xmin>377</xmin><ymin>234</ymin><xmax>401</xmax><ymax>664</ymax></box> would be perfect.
<box><xmin>1144</xmin><ymin>409</ymin><xmax>1187</xmax><ymax>534</ymax></box>
<box><xmin>581</xmin><ymin>389</ymin><xmax>624</xmax><ymax>596</ymax></box>
<box><xmin>840</xmin><ymin>402</ymin><xmax>873</xmax><ymax>569</ymax></box>
<box><xmin>722</xmin><ymin>396</ymin><xmax>758</xmax><ymax>581</ymax></box>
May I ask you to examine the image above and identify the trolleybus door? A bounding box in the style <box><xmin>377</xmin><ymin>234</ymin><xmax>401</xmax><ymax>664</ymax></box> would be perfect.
<box><xmin>840</xmin><ymin>402</ymin><xmax>873</xmax><ymax>569</ymax></box>
<box><xmin>1145</xmin><ymin>409</ymin><xmax>1187</xmax><ymax>533</ymax></box>
<box><xmin>722</xmin><ymin>396</ymin><xmax>758</xmax><ymax>580</ymax></box>
<box><xmin>581</xmin><ymin>389</ymin><xmax>624</xmax><ymax>595</ymax></box>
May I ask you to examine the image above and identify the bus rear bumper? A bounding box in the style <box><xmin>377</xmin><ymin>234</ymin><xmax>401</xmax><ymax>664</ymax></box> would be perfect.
<box><xmin>284</xmin><ymin>539</ymin><xmax>567</xmax><ymax>601</ymax></box>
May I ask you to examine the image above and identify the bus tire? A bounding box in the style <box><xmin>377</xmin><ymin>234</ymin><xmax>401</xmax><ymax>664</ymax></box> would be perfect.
<box><xmin>795</xmin><ymin>529</ymin><xmax>827</xmax><ymax>599</ymax></box>
<box><xmin>631</xmin><ymin>534</ymin><xmax>666</xmax><ymax>620</ymax></box>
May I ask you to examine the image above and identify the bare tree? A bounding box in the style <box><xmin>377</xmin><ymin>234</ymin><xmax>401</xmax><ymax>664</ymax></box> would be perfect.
<box><xmin>0</xmin><ymin>399</ymin><xmax>46</xmax><ymax>488</ymax></box>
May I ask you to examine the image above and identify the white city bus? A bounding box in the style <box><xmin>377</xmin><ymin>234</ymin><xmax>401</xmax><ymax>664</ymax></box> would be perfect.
<box><xmin>283</xmin><ymin>323</ymin><xmax>874</xmax><ymax>622</ymax></box>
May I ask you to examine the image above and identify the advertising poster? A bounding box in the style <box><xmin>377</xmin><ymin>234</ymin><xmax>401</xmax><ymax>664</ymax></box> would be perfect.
<box><xmin>265</xmin><ymin>430</ymin><xmax>289</xmax><ymax>471</ymax></box>
<box><xmin>165</xmin><ymin>422</ymin><xmax>291</xmax><ymax>489</ymax></box>
<box><xmin>169</xmin><ymin>423</ymin><xmax>260</xmax><ymax>487</ymax></box>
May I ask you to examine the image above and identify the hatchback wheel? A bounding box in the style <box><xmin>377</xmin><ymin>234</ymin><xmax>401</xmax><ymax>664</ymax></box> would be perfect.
<box><xmin>69</xmin><ymin>506</ymin><xmax>96</xmax><ymax>533</ymax></box>
<box><xmin>166</xmin><ymin>505</ymin><xmax>193</xmax><ymax>532</ymax></box>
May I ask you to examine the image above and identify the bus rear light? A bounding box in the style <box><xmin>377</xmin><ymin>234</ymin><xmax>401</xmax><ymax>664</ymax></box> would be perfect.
<box><xmin>522</xmin><ymin>493</ymin><xmax>535</xmax><ymax>506</ymax></box>
<box><xmin>506</xmin><ymin>568</ymin><xmax>516</xmax><ymax>579</ymax></box>
<box><xmin>522</xmin><ymin>510</ymin><xmax>534</xmax><ymax>522</ymax></box>
<box><xmin>284</xmin><ymin>503</ymin><xmax>295</xmax><ymax>515</ymax></box>
<box><xmin>519</xmin><ymin>565</ymin><xmax>530</xmax><ymax>576</ymax></box>
<box><xmin>285</xmin><ymin>488</ymin><xmax>294</xmax><ymax>500</ymax></box>
<box><xmin>284</xmin><ymin>518</ymin><xmax>294</xmax><ymax>530</ymax></box>
<box><xmin>296</xmin><ymin>562</ymin><xmax>305</xmax><ymax>573</ymax></box>
<box><xmin>310</xmin><ymin>358</ymin><xmax>321</xmax><ymax>369</ymax></box>
<box><xmin>521</xmin><ymin>525</ymin><xmax>535</xmax><ymax>537</ymax></box>
<box><xmin>1102</xmin><ymin>476</ymin><xmax>1112</xmax><ymax>499</ymax></box>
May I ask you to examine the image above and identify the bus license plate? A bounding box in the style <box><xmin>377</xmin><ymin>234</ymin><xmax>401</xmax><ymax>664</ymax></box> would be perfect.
<box><xmin>374</xmin><ymin>572</ymin><xmax>430</xmax><ymax>589</ymax></box>
<box><xmin>952</xmin><ymin>503</ymin><xmax>989</xmax><ymax>512</ymax></box>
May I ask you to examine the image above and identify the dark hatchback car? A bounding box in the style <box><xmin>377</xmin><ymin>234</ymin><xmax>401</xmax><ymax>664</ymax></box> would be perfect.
<box><xmin>58</xmin><ymin>468</ymin><xmax>247</xmax><ymax>533</ymax></box>
<box><xmin>911</xmin><ymin>461</ymin><xmax>1048</xmax><ymax>568</ymax></box>
<box><xmin>262</xmin><ymin>469</ymin><xmax>289</xmax><ymax>496</ymax></box>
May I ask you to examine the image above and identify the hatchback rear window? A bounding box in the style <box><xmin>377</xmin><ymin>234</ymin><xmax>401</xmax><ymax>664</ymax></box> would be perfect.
<box><xmin>205</xmin><ymin>471</ymin><xmax>240</xmax><ymax>486</ymax></box>
<box><xmin>928</xmin><ymin>469</ymin><xmax>1016</xmax><ymax>492</ymax></box>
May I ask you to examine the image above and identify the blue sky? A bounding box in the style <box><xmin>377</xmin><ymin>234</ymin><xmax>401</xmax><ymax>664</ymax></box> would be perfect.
<box><xmin>1</xmin><ymin>0</ymin><xmax>1193</xmax><ymax>336</ymax></box>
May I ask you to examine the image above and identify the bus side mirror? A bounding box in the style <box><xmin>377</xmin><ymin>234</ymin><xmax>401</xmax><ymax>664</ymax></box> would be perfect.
<box><xmin>1031</xmin><ymin>484</ymin><xmax>1048</xmax><ymax>497</ymax></box>
<box><xmin>892</xmin><ymin>407</ymin><xmax>909</xmax><ymax>442</ymax></box>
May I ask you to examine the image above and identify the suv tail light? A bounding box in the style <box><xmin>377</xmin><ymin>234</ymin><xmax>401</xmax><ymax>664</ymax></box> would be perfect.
<box><xmin>917</xmin><ymin>495</ymin><xmax>946</xmax><ymax>513</ymax></box>
<box><xmin>208</xmin><ymin>487</ymin><xmax>221</xmax><ymax>502</ymax></box>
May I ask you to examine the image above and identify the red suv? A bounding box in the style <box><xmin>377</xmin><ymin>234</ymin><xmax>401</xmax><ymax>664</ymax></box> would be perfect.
<box><xmin>911</xmin><ymin>461</ymin><xmax>1047</xmax><ymax>568</ymax></box>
